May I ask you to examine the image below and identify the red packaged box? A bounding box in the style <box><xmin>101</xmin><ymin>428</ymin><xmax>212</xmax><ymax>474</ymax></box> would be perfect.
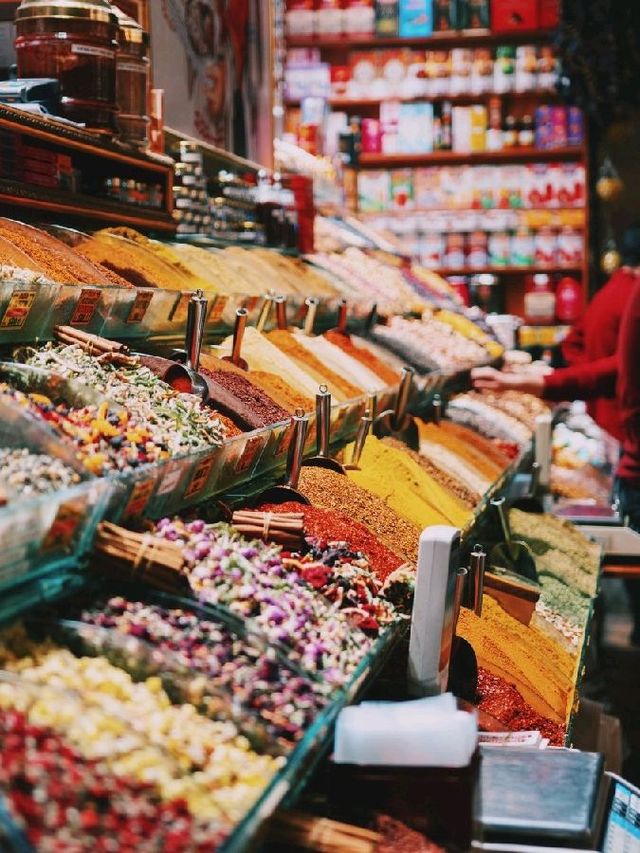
<box><xmin>539</xmin><ymin>0</ymin><xmax>559</xmax><ymax>28</ymax></box>
<box><xmin>491</xmin><ymin>0</ymin><xmax>538</xmax><ymax>32</ymax></box>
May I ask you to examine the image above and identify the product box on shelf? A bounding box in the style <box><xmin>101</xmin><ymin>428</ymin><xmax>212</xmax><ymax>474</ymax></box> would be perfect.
<box><xmin>285</xmin><ymin>0</ymin><xmax>316</xmax><ymax>37</ymax></box>
<box><xmin>492</xmin><ymin>0</ymin><xmax>539</xmax><ymax>32</ymax></box>
<box><xmin>375</xmin><ymin>0</ymin><xmax>399</xmax><ymax>35</ymax></box>
<box><xmin>398</xmin><ymin>0</ymin><xmax>433</xmax><ymax>37</ymax></box>
<box><xmin>344</xmin><ymin>0</ymin><xmax>376</xmax><ymax>35</ymax></box>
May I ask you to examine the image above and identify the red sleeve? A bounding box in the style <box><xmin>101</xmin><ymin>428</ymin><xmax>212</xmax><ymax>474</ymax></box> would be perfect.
<box><xmin>542</xmin><ymin>355</ymin><xmax>618</xmax><ymax>402</ymax></box>
<box><xmin>560</xmin><ymin>317</ymin><xmax>587</xmax><ymax>366</ymax></box>
<box><xmin>616</xmin><ymin>281</ymin><xmax>640</xmax><ymax>480</ymax></box>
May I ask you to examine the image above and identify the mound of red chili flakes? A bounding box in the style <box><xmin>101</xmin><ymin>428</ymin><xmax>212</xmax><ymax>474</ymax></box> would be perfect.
<box><xmin>476</xmin><ymin>667</ymin><xmax>565</xmax><ymax>746</ymax></box>
<box><xmin>258</xmin><ymin>501</ymin><xmax>407</xmax><ymax>582</ymax></box>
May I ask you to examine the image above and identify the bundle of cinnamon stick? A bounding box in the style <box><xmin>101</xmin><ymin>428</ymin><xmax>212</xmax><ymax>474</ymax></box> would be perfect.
<box><xmin>268</xmin><ymin>811</ymin><xmax>381</xmax><ymax>853</ymax></box>
<box><xmin>54</xmin><ymin>327</ymin><xmax>136</xmax><ymax>365</ymax></box>
<box><xmin>93</xmin><ymin>521</ymin><xmax>191</xmax><ymax>594</ymax></box>
<box><xmin>231</xmin><ymin>510</ymin><xmax>305</xmax><ymax>549</ymax></box>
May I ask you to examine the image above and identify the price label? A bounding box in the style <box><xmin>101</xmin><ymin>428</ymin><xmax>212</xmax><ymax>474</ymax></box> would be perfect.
<box><xmin>41</xmin><ymin>499</ymin><xmax>85</xmax><ymax>552</ymax></box>
<box><xmin>169</xmin><ymin>292</ymin><xmax>191</xmax><ymax>324</ymax></box>
<box><xmin>0</xmin><ymin>290</ymin><xmax>36</xmax><ymax>330</ymax></box>
<box><xmin>127</xmin><ymin>290</ymin><xmax>154</xmax><ymax>324</ymax></box>
<box><xmin>274</xmin><ymin>423</ymin><xmax>294</xmax><ymax>458</ymax></box>
<box><xmin>71</xmin><ymin>288</ymin><xmax>101</xmax><ymax>326</ymax></box>
<box><xmin>209</xmin><ymin>295</ymin><xmax>228</xmax><ymax>325</ymax></box>
<box><xmin>123</xmin><ymin>477</ymin><xmax>155</xmax><ymax>519</ymax></box>
<box><xmin>156</xmin><ymin>461</ymin><xmax>185</xmax><ymax>497</ymax></box>
<box><xmin>184</xmin><ymin>453</ymin><xmax>216</xmax><ymax>499</ymax></box>
<box><xmin>236</xmin><ymin>434</ymin><xmax>266</xmax><ymax>474</ymax></box>
<box><xmin>243</xmin><ymin>296</ymin><xmax>260</xmax><ymax>313</ymax></box>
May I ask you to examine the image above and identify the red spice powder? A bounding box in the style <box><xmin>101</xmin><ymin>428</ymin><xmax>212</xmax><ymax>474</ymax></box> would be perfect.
<box><xmin>257</xmin><ymin>500</ymin><xmax>407</xmax><ymax>581</ymax></box>
<box><xmin>477</xmin><ymin>667</ymin><xmax>565</xmax><ymax>746</ymax></box>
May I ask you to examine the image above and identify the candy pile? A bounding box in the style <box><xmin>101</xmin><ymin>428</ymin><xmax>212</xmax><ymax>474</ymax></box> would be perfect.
<box><xmin>153</xmin><ymin>518</ymin><xmax>376</xmax><ymax>684</ymax></box>
<box><xmin>0</xmin><ymin>707</ymin><xmax>227</xmax><ymax>851</ymax></box>
<box><xmin>446</xmin><ymin>392</ymin><xmax>532</xmax><ymax>447</ymax></box>
<box><xmin>0</xmin><ymin>644</ymin><xmax>284</xmax><ymax>825</ymax></box>
<box><xmin>80</xmin><ymin>597</ymin><xmax>330</xmax><ymax>749</ymax></box>
<box><xmin>0</xmin><ymin>448</ymin><xmax>81</xmax><ymax>498</ymax></box>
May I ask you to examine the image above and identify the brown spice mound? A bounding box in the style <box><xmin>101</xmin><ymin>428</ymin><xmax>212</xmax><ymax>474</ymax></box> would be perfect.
<box><xmin>76</xmin><ymin>233</ymin><xmax>188</xmax><ymax>289</ymax></box>
<box><xmin>382</xmin><ymin>436</ymin><xmax>478</xmax><ymax>509</ymax></box>
<box><xmin>211</xmin><ymin>411</ymin><xmax>243</xmax><ymax>438</ymax></box>
<box><xmin>325</xmin><ymin>329</ymin><xmax>400</xmax><ymax>386</ymax></box>
<box><xmin>298</xmin><ymin>466</ymin><xmax>421</xmax><ymax>565</ymax></box>
<box><xmin>438</xmin><ymin>420</ymin><xmax>511</xmax><ymax>472</ymax></box>
<box><xmin>477</xmin><ymin>667</ymin><xmax>565</xmax><ymax>746</ymax></box>
<box><xmin>201</xmin><ymin>367</ymin><xmax>289</xmax><ymax>429</ymax></box>
<box><xmin>0</xmin><ymin>219</ymin><xmax>122</xmax><ymax>286</ymax></box>
<box><xmin>375</xmin><ymin>815</ymin><xmax>445</xmax><ymax>853</ymax></box>
<box><xmin>268</xmin><ymin>330</ymin><xmax>362</xmax><ymax>401</ymax></box>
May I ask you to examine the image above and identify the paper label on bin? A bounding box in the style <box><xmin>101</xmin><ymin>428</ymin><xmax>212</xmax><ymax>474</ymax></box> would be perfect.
<box><xmin>0</xmin><ymin>290</ymin><xmax>36</xmax><ymax>330</ymax></box>
<box><xmin>71</xmin><ymin>288</ymin><xmax>101</xmax><ymax>326</ymax></box>
<box><xmin>184</xmin><ymin>454</ymin><xmax>216</xmax><ymax>499</ymax></box>
<box><xmin>127</xmin><ymin>290</ymin><xmax>154</xmax><ymax>324</ymax></box>
<box><xmin>169</xmin><ymin>292</ymin><xmax>191</xmax><ymax>324</ymax></box>
<box><xmin>42</xmin><ymin>500</ymin><xmax>85</xmax><ymax>552</ymax></box>
<box><xmin>209</xmin><ymin>296</ymin><xmax>228</xmax><ymax>325</ymax></box>
<box><xmin>236</xmin><ymin>435</ymin><xmax>265</xmax><ymax>474</ymax></box>
<box><xmin>157</xmin><ymin>461</ymin><xmax>185</xmax><ymax>496</ymax></box>
<box><xmin>123</xmin><ymin>478</ymin><xmax>156</xmax><ymax>519</ymax></box>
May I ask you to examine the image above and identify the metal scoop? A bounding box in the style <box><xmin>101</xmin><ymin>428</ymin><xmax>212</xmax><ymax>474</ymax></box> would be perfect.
<box><xmin>256</xmin><ymin>294</ymin><xmax>273</xmax><ymax>333</ymax></box>
<box><xmin>221</xmin><ymin>307</ymin><xmax>249</xmax><ymax>370</ymax></box>
<box><xmin>256</xmin><ymin>410</ymin><xmax>311</xmax><ymax>505</ymax></box>
<box><xmin>512</xmin><ymin>462</ymin><xmax>544</xmax><ymax>513</ymax></box>
<box><xmin>165</xmin><ymin>290</ymin><xmax>209</xmax><ymax>401</ymax></box>
<box><xmin>274</xmin><ymin>294</ymin><xmax>288</xmax><ymax>330</ymax></box>
<box><xmin>303</xmin><ymin>297</ymin><xmax>319</xmax><ymax>336</ymax></box>
<box><xmin>344</xmin><ymin>409</ymin><xmax>373</xmax><ymax>470</ymax></box>
<box><xmin>373</xmin><ymin>366</ymin><xmax>419</xmax><ymax>451</ymax></box>
<box><xmin>489</xmin><ymin>496</ymin><xmax>538</xmax><ymax>582</ymax></box>
<box><xmin>432</xmin><ymin>394</ymin><xmax>443</xmax><ymax>425</ymax></box>
<box><xmin>303</xmin><ymin>385</ymin><xmax>345</xmax><ymax>474</ymax></box>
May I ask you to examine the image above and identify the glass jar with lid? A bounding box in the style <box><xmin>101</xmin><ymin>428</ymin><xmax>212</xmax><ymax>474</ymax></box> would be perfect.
<box><xmin>15</xmin><ymin>0</ymin><xmax>118</xmax><ymax>132</ymax></box>
<box><xmin>113</xmin><ymin>5</ymin><xmax>150</xmax><ymax>147</ymax></box>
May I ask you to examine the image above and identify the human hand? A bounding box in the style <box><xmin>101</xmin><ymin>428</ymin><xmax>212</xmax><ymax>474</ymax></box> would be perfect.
<box><xmin>471</xmin><ymin>366</ymin><xmax>545</xmax><ymax>396</ymax></box>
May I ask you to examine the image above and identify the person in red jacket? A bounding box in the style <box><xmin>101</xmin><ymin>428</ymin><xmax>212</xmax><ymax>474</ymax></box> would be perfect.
<box><xmin>471</xmin><ymin>226</ymin><xmax>640</xmax><ymax>440</ymax></box>
<box><xmin>616</xmin><ymin>275</ymin><xmax>640</xmax><ymax>643</ymax></box>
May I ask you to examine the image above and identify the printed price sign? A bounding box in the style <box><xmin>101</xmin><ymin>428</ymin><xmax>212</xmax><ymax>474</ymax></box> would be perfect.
<box><xmin>184</xmin><ymin>453</ymin><xmax>216</xmax><ymax>499</ymax></box>
<box><xmin>0</xmin><ymin>290</ymin><xmax>36</xmax><ymax>330</ymax></box>
<box><xmin>123</xmin><ymin>478</ymin><xmax>155</xmax><ymax>519</ymax></box>
<box><xmin>208</xmin><ymin>295</ymin><xmax>228</xmax><ymax>325</ymax></box>
<box><xmin>71</xmin><ymin>288</ymin><xmax>101</xmax><ymax>326</ymax></box>
<box><xmin>41</xmin><ymin>500</ymin><xmax>85</xmax><ymax>552</ymax></box>
<box><xmin>127</xmin><ymin>290</ymin><xmax>154</xmax><ymax>324</ymax></box>
<box><xmin>169</xmin><ymin>292</ymin><xmax>191</xmax><ymax>324</ymax></box>
<box><xmin>236</xmin><ymin>434</ymin><xmax>266</xmax><ymax>474</ymax></box>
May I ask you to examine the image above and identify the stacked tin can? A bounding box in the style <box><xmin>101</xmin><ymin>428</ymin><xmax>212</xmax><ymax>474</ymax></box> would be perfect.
<box><xmin>172</xmin><ymin>142</ymin><xmax>210</xmax><ymax>236</ymax></box>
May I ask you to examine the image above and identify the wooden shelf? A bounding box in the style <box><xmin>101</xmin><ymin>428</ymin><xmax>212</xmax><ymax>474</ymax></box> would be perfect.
<box><xmin>357</xmin><ymin>146</ymin><xmax>584</xmax><ymax>168</ymax></box>
<box><xmin>435</xmin><ymin>265</ymin><xmax>583</xmax><ymax>277</ymax></box>
<box><xmin>285</xmin><ymin>29</ymin><xmax>555</xmax><ymax>50</ymax></box>
<box><xmin>0</xmin><ymin>179</ymin><xmax>176</xmax><ymax>233</ymax></box>
<box><xmin>285</xmin><ymin>91</ymin><xmax>560</xmax><ymax>109</ymax></box>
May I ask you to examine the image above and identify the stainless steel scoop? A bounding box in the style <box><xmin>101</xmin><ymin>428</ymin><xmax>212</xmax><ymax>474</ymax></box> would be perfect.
<box><xmin>166</xmin><ymin>290</ymin><xmax>209</xmax><ymax>401</ymax></box>
<box><xmin>221</xmin><ymin>307</ymin><xmax>249</xmax><ymax>370</ymax></box>
<box><xmin>490</xmin><ymin>496</ymin><xmax>538</xmax><ymax>582</ymax></box>
<box><xmin>303</xmin><ymin>385</ymin><xmax>345</xmax><ymax>474</ymax></box>
<box><xmin>344</xmin><ymin>409</ymin><xmax>373</xmax><ymax>470</ymax></box>
<box><xmin>512</xmin><ymin>462</ymin><xmax>544</xmax><ymax>513</ymax></box>
<box><xmin>373</xmin><ymin>366</ymin><xmax>419</xmax><ymax>451</ymax></box>
<box><xmin>257</xmin><ymin>410</ymin><xmax>311</xmax><ymax>505</ymax></box>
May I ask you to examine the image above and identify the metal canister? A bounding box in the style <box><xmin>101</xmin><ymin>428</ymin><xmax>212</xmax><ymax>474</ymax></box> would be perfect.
<box><xmin>15</xmin><ymin>0</ymin><xmax>118</xmax><ymax>132</ymax></box>
<box><xmin>114</xmin><ymin>6</ymin><xmax>149</xmax><ymax>147</ymax></box>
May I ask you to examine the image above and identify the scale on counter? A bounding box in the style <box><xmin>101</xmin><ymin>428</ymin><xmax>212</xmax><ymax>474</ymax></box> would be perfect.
<box><xmin>408</xmin><ymin>525</ymin><xmax>461</xmax><ymax>697</ymax></box>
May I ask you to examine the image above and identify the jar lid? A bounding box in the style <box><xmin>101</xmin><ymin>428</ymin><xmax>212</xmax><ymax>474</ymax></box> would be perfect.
<box><xmin>113</xmin><ymin>4</ymin><xmax>148</xmax><ymax>46</ymax></box>
<box><xmin>16</xmin><ymin>0</ymin><xmax>117</xmax><ymax>24</ymax></box>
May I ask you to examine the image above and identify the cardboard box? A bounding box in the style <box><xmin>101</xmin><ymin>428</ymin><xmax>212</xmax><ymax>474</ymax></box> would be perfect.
<box><xmin>492</xmin><ymin>0</ymin><xmax>539</xmax><ymax>32</ymax></box>
<box><xmin>375</xmin><ymin>0</ymin><xmax>399</xmax><ymax>35</ymax></box>
<box><xmin>398</xmin><ymin>0</ymin><xmax>433</xmax><ymax>37</ymax></box>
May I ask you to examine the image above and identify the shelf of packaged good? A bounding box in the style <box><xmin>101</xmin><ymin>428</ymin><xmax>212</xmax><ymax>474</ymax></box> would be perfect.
<box><xmin>284</xmin><ymin>28</ymin><xmax>555</xmax><ymax>50</ymax></box>
<box><xmin>0</xmin><ymin>178</ymin><xmax>176</xmax><ymax>233</ymax></box>
<box><xmin>285</xmin><ymin>90</ymin><xmax>561</xmax><ymax>109</ymax></box>
<box><xmin>435</xmin><ymin>265</ymin><xmax>583</xmax><ymax>277</ymax></box>
<box><xmin>357</xmin><ymin>146</ymin><xmax>584</xmax><ymax>168</ymax></box>
<box><xmin>0</xmin><ymin>103</ymin><xmax>175</xmax><ymax>233</ymax></box>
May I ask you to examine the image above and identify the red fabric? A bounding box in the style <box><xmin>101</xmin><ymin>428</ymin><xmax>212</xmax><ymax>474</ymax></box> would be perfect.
<box><xmin>617</xmin><ymin>279</ymin><xmax>640</xmax><ymax>483</ymax></box>
<box><xmin>541</xmin><ymin>268</ymin><xmax>639</xmax><ymax>441</ymax></box>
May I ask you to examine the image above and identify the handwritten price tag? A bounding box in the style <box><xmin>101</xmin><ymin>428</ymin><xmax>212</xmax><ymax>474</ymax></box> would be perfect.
<box><xmin>209</xmin><ymin>295</ymin><xmax>228</xmax><ymax>325</ymax></box>
<box><xmin>169</xmin><ymin>292</ymin><xmax>191</xmax><ymax>324</ymax></box>
<box><xmin>0</xmin><ymin>290</ymin><xmax>36</xmax><ymax>330</ymax></box>
<box><xmin>184</xmin><ymin>454</ymin><xmax>216</xmax><ymax>499</ymax></box>
<box><xmin>236</xmin><ymin>435</ymin><xmax>266</xmax><ymax>474</ymax></box>
<box><xmin>127</xmin><ymin>290</ymin><xmax>154</xmax><ymax>324</ymax></box>
<box><xmin>41</xmin><ymin>500</ymin><xmax>85</xmax><ymax>552</ymax></box>
<box><xmin>123</xmin><ymin>478</ymin><xmax>156</xmax><ymax>520</ymax></box>
<box><xmin>71</xmin><ymin>288</ymin><xmax>101</xmax><ymax>326</ymax></box>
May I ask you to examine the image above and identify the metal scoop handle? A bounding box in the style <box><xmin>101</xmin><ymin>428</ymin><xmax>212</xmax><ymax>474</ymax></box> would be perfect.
<box><xmin>433</xmin><ymin>394</ymin><xmax>443</xmax><ymax>425</ymax></box>
<box><xmin>315</xmin><ymin>385</ymin><xmax>331</xmax><ymax>458</ymax></box>
<box><xmin>393</xmin><ymin>366</ymin><xmax>415</xmax><ymax>430</ymax></box>
<box><xmin>256</xmin><ymin>295</ymin><xmax>273</xmax><ymax>333</ymax></box>
<box><xmin>304</xmin><ymin>297</ymin><xmax>319</xmax><ymax>336</ymax></box>
<box><xmin>275</xmin><ymin>295</ymin><xmax>287</xmax><ymax>330</ymax></box>
<box><xmin>469</xmin><ymin>545</ymin><xmax>486</xmax><ymax>617</ymax></box>
<box><xmin>491</xmin><ymin>497</ymin><xmax>515</xmax><ymax>559</ymax></box>
<box><xmin>186</xmin><ymin>290</ymin><xmax>207</xmax><ymax>372</ymax></box>
<box><xmin>347</xmin><ymin>409</ymin><xmax>373</xmax><ymax>469</ymax></box>
<box><xmin>230</xmin><ymin>308</ymin><xmax>248</xmax><ymax>366</ymax></box>
<box><xmin>337</xmin><ymin>298</ymin><xmax>348</xmax><ymax>333</ymax></box>
<box><xmin>286</xmin><ymin>410</ymin><xmax>309</xmax><ymax>490</ymax></box>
